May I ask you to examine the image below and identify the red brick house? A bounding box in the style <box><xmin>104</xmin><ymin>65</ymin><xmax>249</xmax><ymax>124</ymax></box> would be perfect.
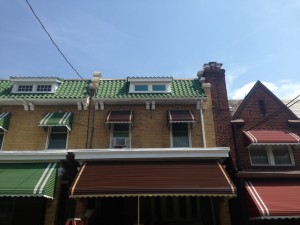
<box><xmin>230</xmin><ymin>81</ymin><xmax>300</xmax><ymax>225</ymax></box>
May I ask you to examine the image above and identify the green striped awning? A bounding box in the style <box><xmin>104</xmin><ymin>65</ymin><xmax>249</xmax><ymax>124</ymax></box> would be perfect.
<box><xmin>39</xmin><ymin>112</ymin><xmax>73</xmax><ymax>131</ymax></box>
<box><xmin>0</xmin><ymin>163</ymin><xmax>58</xmax><ymax>199</ymax></box>
<box><xmin>0</xmin><ymin>112</ymin><xmax>11</xmax><ymax>131</ymax></box>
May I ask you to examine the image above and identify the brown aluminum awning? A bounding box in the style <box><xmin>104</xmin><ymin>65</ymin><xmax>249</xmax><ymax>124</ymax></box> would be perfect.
<box><xmin>244</xmin><ymin>130</ymin><xmax>300</xmax><ymax>147</ymax></box>
<box><xmin>106</xmin><ymin>111</ymin><xmax>133</xmax><ymax>124</ymax></box>
<box><xmin>168</xmin><ymin>110</ymin><xmax>195</xmax><ymax>123</ymax></box>
<box><xmin>69</xmin><ymin>160</ymin><xmax>236</xmax><ymax>198</ymax></box>
<box><xmin>245</xmin><ymin>179</ymin><xmax>300</xmax><ymax>219</ymax></box>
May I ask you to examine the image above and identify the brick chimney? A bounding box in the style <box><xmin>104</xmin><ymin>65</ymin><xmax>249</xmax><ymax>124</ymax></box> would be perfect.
<box><xmin>198</xmin><ymin>62</ymin><xmax>231</xmax><ymax>147</ymax></box>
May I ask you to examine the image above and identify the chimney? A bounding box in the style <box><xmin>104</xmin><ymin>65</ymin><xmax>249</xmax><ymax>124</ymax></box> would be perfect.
<box><xmin>91</xmin><ymin>71</ymin><xmax>101</xmax><ymax>89</ymax></box>
<box><xmin>199</xmin><ymin>62</ymin><xmax>231</xmax><ymax>147</ymax></box>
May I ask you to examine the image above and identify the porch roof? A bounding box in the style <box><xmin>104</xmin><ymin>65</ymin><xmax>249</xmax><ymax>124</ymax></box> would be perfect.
<box><xmin>69</xmin><ymin>160</ymin><xmax>236</xmax><ymax>198</ymax></box>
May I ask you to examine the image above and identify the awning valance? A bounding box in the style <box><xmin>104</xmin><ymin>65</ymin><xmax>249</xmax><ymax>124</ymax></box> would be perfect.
<box><xmin>39</xmin><ymin>112</ymin><xmax>73</xmax><ymax>131</ymax></box>
<box><xmin>0</xmin><ymin>112</ymin><xmax>11</xmax><ymax>132</ymax></box>
<box><xmin>106</xmin><ymin>111</ymin><xmax>133</xmax><ymax>124</ymax></box>
<box><xmin>244</xmin><ymin>130</ymin><xmax>300</xmax><ymax>147</ymax></box>
<box><xmin>69</xmin><ymin>160</ymin><xmax>236</xmax><ymax>198</ymax></box>
<box><xmin>0</xmin><ymin>163</ymin><xmax>58</xmax><ymax>199</ymax></box>
<box><xmin>168</xmin><ymin>110</ymin><xmax>195</xmax><ymax>123</ymax></box>
<box><xmin>245</xmin><ymin>179</ymin><xmax>300</xmax><ymax>219</ymax></box>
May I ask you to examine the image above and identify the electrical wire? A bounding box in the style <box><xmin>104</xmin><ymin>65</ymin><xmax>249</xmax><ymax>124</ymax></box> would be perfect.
<box><xmin>25</xmin><ymin>0</ymin><xmax>83</xmax><ymax>80</ymax></box>
<box><xmin>246</xmin><ymin>94</ymin><xmax>300</xmax><ymax>131</ymax></box>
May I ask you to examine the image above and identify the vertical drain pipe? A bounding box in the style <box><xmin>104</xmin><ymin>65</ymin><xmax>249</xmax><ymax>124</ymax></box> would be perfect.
<box><xmin>199</xmin><ymin>99</ymin><xmax>207</xmax><ymax>148</ymax></box>
<box><xmin>137</xmin><ymin>196</ymin><xmax>140</xmax><ymax>225</ymax></box>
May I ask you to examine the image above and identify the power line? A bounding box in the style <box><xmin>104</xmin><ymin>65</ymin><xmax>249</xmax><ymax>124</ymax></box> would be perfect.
<box><xmin>25</xmin><ymin>0</ymin><xmax>83</xmax><ymax>80</ymax></box>
<box><xmin>246</xmin><ymin>94</ymin><xmax>300</xmax><ymax>131</ymax></box>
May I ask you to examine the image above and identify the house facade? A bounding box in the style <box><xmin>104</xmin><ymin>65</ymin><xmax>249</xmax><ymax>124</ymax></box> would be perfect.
<box><xmin>0</xmin><ymin>62</ymin><xmax>235</xmax><ymax>225</ymax></box>
<box><xmin>230</xmin><ymin>81</ymin><xmax>300</xmax><ymax>225</ymax></box>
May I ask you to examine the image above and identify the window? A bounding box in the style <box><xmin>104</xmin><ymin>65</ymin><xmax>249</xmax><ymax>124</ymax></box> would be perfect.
<box><xmin>250</xmin><ymin>145</ymin><xmax>294</xmax><ymax>166</ymax></box>
<box><xmin>111</xmin><ymin>124</ymin><xmax>130</xmax><ymax>148</ymax></box>
<box><xmin>258</xmin><ymin>100</ymin><xmax>266</xmax><ymax>115</ymax></box>
<box><xmin>47</xmin><ymin>127</ymin><xmax>68</xmax><ymax>149</ymax></box>
<box><xmin>153</xmin><ymin>84</ymin><xmax>166</xmax><ymax>91</ymax></box>
<box><xmin>171</xmin><ymin>123</ymin><xmax>191</xmax><ymax>147</ymax></box>
<box><xmin>17</xmin><ymin>84</ymin><xmax>33</xmax><ymax>92</ymax></box>
<box><xmin>37</xmin><ymin>84</ymin><xmax>52</xmax><ymax>92</ymax></box>
<box><xmin>134</xmin><ymin>85</ymin><xmax>148</xmax><ymax>92</ymax></box>
<box><xmin>0</xmin><ymin>130</ymin><xmax>4</xmax><ymax>150</ymax></box>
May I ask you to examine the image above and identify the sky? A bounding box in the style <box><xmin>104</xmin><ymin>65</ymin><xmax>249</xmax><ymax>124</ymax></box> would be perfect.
<box><xmin>1</xmin><ymin>0</ymin><xmax>300</xmax><ymax>99</ymax></box>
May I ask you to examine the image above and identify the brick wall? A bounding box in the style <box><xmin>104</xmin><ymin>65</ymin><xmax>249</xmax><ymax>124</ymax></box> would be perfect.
<box><xmin>1</xmin><ymin>101</ymin><xmax>217</xmax><ymax>150</ymax></box>
<box><xmin>233</xmin><ymin>86</ymin><xmax>300</xmax><ymax>170</ymax></box>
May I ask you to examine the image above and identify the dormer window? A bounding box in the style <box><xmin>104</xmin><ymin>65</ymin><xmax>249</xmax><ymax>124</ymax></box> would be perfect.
<box><xmin>17</xmin><ymin>84</ymin><xmax>33</xmax><ymax>92</ymax></box>
<box><xmin>135</xmin><ymin>85</ymin><xmax>148</xmax><ymax>92</ymax></box>
<box><xmin>37</xmin><ymin>84</ymin><xmax>52</xmax><ymax>92</ymax></box>
<box><xmin>128</xmin><ymin>77</ymin><xmax>172</xmax><ymax>93</ymax></box>
<box><xmin>10</xmin><ymin>77</ymin><xmax>63</xmax><ymax>93</ymax></box>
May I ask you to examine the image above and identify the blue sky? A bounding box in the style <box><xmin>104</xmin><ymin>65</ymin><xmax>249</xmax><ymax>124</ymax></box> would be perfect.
<box><xmin>1</xmin><ymin>0</ymin><xmax>300</xmax><ymax>99</ymax></box>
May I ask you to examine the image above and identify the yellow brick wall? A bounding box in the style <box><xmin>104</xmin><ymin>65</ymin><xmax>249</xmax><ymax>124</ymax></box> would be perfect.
<box><xmin>1</xmin><ymin>100</ymin><xmax>216</xmax><ymax>150</ymax></box>
<box><xmin>218</xmin><ymin>198</ymin><xmax>232</xmax><ymax>225</ymax></box>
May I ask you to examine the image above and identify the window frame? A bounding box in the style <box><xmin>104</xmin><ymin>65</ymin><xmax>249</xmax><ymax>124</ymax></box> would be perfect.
<box><xmin>0</xmin><ymin>129</ymin><xmax>4</xmax><ymax>150</ymax></box>
<box><xmin>110</xmin><ymin>124</ymin><xmax>131</xmax><ymax>148</ymax></box>
<box><xmin>12</xmin><ymin>83</ymin><xmax>59</xmax><ymax>93</ymax></box>
<box><xmin>129</xmin><ymin>82</ymin><xmax>171</xmax><ymax>93</ymax></box>
<box><xmin>249</xmin><ymin>145</ymin><xmax>295</xmax><ymax>166</ymax></box>
<box><xmin>46</xmin><ymin>126</ymin><xmax>69</xmax><ymax>150</ymax></box>
<box><xmin>170</xmin><ymin>123</ymin><xmax>192</xmax><ymax>148</ymax></box>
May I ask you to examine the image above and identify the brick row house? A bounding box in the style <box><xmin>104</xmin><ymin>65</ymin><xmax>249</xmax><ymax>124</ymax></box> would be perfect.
<box><xmin>0</xmin><ymin>62</ymin><xmax>236</xmax><ymax>225</ymax></box>
<box><xmin>229</xmin><ymin>81</ymin><xmax>300</xmax><ymax>225</ymax></box>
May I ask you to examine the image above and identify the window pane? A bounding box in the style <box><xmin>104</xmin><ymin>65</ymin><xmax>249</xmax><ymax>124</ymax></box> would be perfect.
<box><xmin>37</xmin><ymin>84</ymin><xmax>52</xmax><ymax>92</ymax></box>
<box><xmin>17</xmin><ymin>85</ymin><xmax>33</xmax><ymax>92</ymax></box>
<box><xmin>250</xmin><ymin>146</ymin><xmax>268</xmax><ymax>165</ymax></box>
<box><xmin>172</xmin><ymin>123</ymin><xmax>189</xmax><ymax>147</ymax></box>
<box><xmin>135</xmin><ymin>85</ymin><xmax>148</xmax><ymax>91</ymax></box>
<box><xmin>152</xmin><ymin>85</ymin><xmax>166</xmax><ymax>91</ymax></box>
<box><xmin>273</xmin><ymin>146</ymin><xmax>292</xmax><ymax>165</ymax></box>
<box><xmin>113</xmin><ymin>124</ymin><xmax>129</xmax><ymax>138</ymax></box>
<box><xmin>48</xmin><ymin>127</ymin><xmax>67</xmax><ymax>149</ymax></box>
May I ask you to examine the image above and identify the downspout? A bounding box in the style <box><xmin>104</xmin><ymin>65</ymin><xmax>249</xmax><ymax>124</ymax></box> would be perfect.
<box><xmin>199</xmin><ymin>99</ymin><xmax>207</xmax><ymax>148</ymax></box>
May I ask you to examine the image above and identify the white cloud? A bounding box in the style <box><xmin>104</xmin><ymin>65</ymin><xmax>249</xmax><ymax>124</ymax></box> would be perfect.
<box><xmin>229</xmin><ymin>80</ymin><xmax>300</xmax><ymax>100</ymax></box>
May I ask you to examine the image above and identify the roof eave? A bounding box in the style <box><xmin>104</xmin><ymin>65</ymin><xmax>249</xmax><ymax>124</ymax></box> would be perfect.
<box><xmin>68</xmin><ymin>147</ymin><xmax>230</xmax><ymax>161</ymax></box>
<box><xmin>0</xmin><ymin>150</ymin><xmax>67</xmax><ymax>162</ymax></box>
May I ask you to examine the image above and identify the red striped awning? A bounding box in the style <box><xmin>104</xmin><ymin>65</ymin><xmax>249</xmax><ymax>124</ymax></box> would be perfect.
<box><xmin>168</xmin><ymin>110</ymin><xmax>195</xmax><ymax>123</ymax></box>
<box><xmin>245</xmin><ymin>179</ymin><xmax>300</xmax><ymax>219</ymax></box>
<box><xmin>69</xmin><ymin>160</ymin><xmax>236</xmax><ymax>198</ymax></box>
<box><xmin>106</xmin><ymin>111</ymin><xmax>133</xmax><ymax>124</ymax></box>
<box><xmin>244</xmin><ymin>130</ymin><xmax>300</xmax><ymax>147</ymax></box>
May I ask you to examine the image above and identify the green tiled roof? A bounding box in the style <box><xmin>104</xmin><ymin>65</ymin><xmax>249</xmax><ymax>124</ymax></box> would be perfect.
<box><xmin>0</xmin><ymin>78</ymin><xmax>205</xmax><ymax>100</ymax></box>
<box><xmin>96</xmin><ymin>79</ymin><xmax>206</xmax><ymax>99</ymax></box>
<box><xmin>0</xmin><ymin>80</ymin><xmax>89</xmax><ymax>99</ymax></box>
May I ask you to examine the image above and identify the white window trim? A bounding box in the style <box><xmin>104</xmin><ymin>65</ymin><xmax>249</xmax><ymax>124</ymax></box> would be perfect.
<box><xmin>0</xmin><ymin>130</ymin><xmax>4</xmax><ymax>150</ymax></box>
<box><xmin>45</xmin><ymin>127</ymin><xmax>69</xmax><ymax>150</ymax></box>
<box><xmin>110</xmin><ymin>124</ymin><xmax>131</xmax><ymax>148</ymax></box>
<box><xmin>170</xmin><ymin>123</ymin><xmax>192</xmax><ymax>148</ymax></box>
<box><xmin>249</xmin><ymin>145</ymin><xmax>295</xmax><ymax>166</ymax></box>
<box><xmin>129</xmin><ymin>82</ymin><xmax>172</xmax><ymax>93</ymax></box>
<box><xmin>12</xmin><ymin>83</ymin><xmax>59</xmax><ymax>93</ymax></box>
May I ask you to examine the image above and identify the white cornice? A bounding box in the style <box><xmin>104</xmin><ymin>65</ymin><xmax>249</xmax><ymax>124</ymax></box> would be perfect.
<box><xmin>0</xmin><ymin>150</ymin><xmax>67</xmax><ymax>162</ymax></box>
<box><xmin>69</xmin><ymin>147</ymin><xmax>230</xmax><ymax>161</ymax></box>
<box><xmin>0</xmin><ymin>98</ymin><xmax>86</xmax><ymax>106</ymax></box>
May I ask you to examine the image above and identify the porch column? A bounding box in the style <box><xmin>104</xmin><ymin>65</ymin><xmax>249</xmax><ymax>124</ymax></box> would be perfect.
<box><xmin>218</xmin><ymin>198</ymin><xmax>232</xmax><ymax>225</ymax></box>
<box><xmin>44</xmin><ymin>176</ymin><xmax>62</xmax><ymax>225</ymax></box>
